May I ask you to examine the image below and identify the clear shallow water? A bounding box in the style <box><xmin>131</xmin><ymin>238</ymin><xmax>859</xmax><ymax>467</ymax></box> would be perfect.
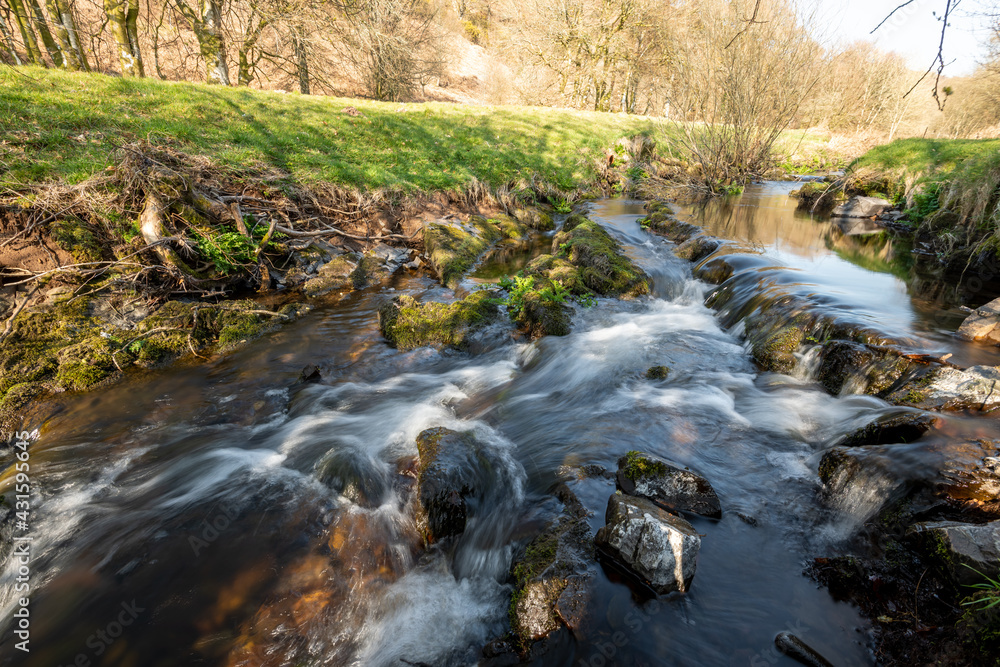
<box><xmin>0</xmin><ymin>192</ymin><xmax>996</xmax><ymax>667</ymax></box>
<box><xmin>677</xmin><ymin>181</ymin><xmax>1000</xmax><ymax>367</ymax></box>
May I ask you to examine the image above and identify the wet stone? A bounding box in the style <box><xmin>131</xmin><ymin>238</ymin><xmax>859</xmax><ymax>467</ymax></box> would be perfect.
<box><xmin>839</xmin><ymin>412</ymin><xmax>939</xmax><ymax>447</ymax></box>
<box><xmin>616</xmin><ymin>451</ymin><xmax>722</xmax><ymax>518</ymax></box>
<box><xmin>907</xmin><ymin>520</ymin><xmax>1000</xmax><ymax>585</ymax></box>
<box><xmin>595</xmin><ymin>493</ymin><xmax>701</xmax><ymax>594</ymax></box>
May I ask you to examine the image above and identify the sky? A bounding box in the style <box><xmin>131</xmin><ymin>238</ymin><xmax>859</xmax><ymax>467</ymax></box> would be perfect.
<box><xmin>813</xmin><ymin>0</ymin><xmax>994</xmax><ymax>76</ymax></box>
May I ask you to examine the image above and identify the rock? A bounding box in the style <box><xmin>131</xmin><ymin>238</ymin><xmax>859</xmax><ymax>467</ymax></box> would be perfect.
<box><xmin>412</xmin><ymin>428</ymin><xmax>492</xmax><ymax>544</ymax></box>
<box><xmin>594</xmin><ymin>493</ymin><xmax>701</xmax><ymax>594</ymax></box>
<box><xmin>616</xmin><ymin>451</ymin><xmax>721</xmax><ymax>518</ymax></box>
<box><xmin>673</xmin><ymin>236</ymin><xmax>721</xmax><ymax>262</ymax></box>
<box><xmin>957</xmin><ymin>297</ymin><xmax>1000</xmax><ymax>343</ymax></box>
<box><xmin>816</xmin><ymin>340</ymin><xmax>910</xmax><ymax>396</ymax></box>
<box><xmin>774</xmin><ymin>632</ymin><xmax>835</xmax><ymax>667</ymax></box>
<box><xmin>831</xmin><ymin>196</ymin><xmax>892</xmax><ymax>219</ymax></box>
<box><xmin>645</xmin><ymin>366</ymin><xmax>670</xmax><ymax>380</ymax></box>
<box><xmin>746</xmin><ymin>313</ymin><xmax>806</xmax><ymax>375</ymax></box>
<box><xmin>839</xmin><ymin>412</ymin><xmax>939</xmax><ymax>447</ymax></box>
<box><xmin>298</xmin><ymin>364</ymin><xmax>322</xmax><ymax>384</ymax></box>
<box><xmin>377</xmin><ymin>291</ymin><xmax>500</xmax><ymax>351</ymax></box>
<box><xmin>511</xmin><ymin>207</ymin><xmax>555</xmax><ymax>231</ymax></box>
<box><xmin>694</xmin><ymin>256</ymin><xmax>734</xmax><ymax>284</ymax></box>
<box><xmin>886</xmin><ymin>366</ymin><xmax>1000</xmax><ymax>412</ymax></box>
<box><xmin>908</xmin><ymin>520</ymin><xmax>1000</xmax><ymax>585</ymax></box>
<box><xmin>878</xmin><ymin>210</ymin><xmax>905</xmax><ymax>223</ymax></box>
<box><xmin>516</xmin><ymin>291</ymin><xmax>572</xmax><ymax>338</ymax></box>
<box><xmin>551</xmin><ymin>218</ymin><xmax>650</xmax><ymax>297</ymax></box>
<box><xmin>508</xmin><ymin>484</ymin><xmax>594</xmax><ymax>651</ymax></box>
<box><xmin>369</xmin><ymin>243</ymin><xmax>412</xmax><ymax>273</ymax></box>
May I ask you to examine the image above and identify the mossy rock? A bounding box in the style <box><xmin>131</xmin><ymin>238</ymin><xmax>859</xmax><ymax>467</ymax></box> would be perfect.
<box><xmin>515</xmin><ymin>291</ymin><xmax>572</xmax><ymax>338</ymax></box>
<box><xmin>508</xmin><ymin>484</ymin><xmax>592</xmax><ymax>652</ymax></box>
<box><xmin>303</xmin><ymin>255</ymin><xmax>356</xmax><ymax>297</ymax></box>
<box><xmin>489</xmin><ymin>214</ymin><xmax>530</xmax><ymax>240</ymax></box>
<box><xmin>0</xmin><ymin>382</ymin><xmax>43</xmax><ymax>430</ymax></box>
<box><xmin>674</xmin><ymin>236</ymin><xmax>721</xmax><ymax>263</ymax></box>
<box><xmin>512</xmin><ymin>207</ymin><xmax>555</xmax><ymax>231</ymax></box>
<box><xmin>423</xmin><ymin>216</ymin><xmax>519</xmax><ymax>288</ymax></box>
<box><xmin>750</xmin><ymin>325</ymin><xmax>804</xmax><ymax>374</ymax></box>
<box><xmin>55</xmin><ymin>336</ymin><xmax>118</xmax><ymax>391</ymax></box>
<box><xmin>552</xmin><ymin>219</ymin><xmax>650</xmax><ymax>298</ymax></box>
<box><xmin>349</xmin><ymin>253</ymin><xmax>388</xmax><ymax>289</ymax></box>
<box><xmin>523</xmin><ymin>255</ymin><xmax>588</xmax><ymax>296</ymax></box>
<box><xmin>646</xmin><ymin>366</ymin><xmax>670</xmax><ymax>380</ymax></box>
<box><xmin>378</xmin><ymin>290</ymin><xmax>500</xmax><ymax>351</ymax></box>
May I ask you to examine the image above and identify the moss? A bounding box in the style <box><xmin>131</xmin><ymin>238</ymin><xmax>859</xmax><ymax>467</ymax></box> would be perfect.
<box><xmin>751</xmin><ymin>325</ymin><xmax>805</xmax><ymax>373</ymax></box>
<box><xmin>515</xmin><ymin>290</ymin><xmax>572</xmax><ymax>337</ymax></box>
<box><xmin>646</xmin><ymin>366</ymin><xmax>670</xmax><ymax>380</ymax></box>
<box><xmin>49</xmin><ymin>216</ymin><xmax>102</xmax><ymax>262</ymax></box>
<box><xmin>424</xmin><ymin>220</ymin><xmax>494</xmax><ymax>288</ymax></box>
<box><xmin>54</xmin><ymin>336</ymin><xmax>118</xmax><ymax>391</ymax></box>
<box><xmin>621</xmin><ymin>450</ymin><xmax>669</xmax><ymax>482</ymax></box>
<box><xmin>489</xmin><ymin>214</ymin><xmax>529</xmax><ymax>240</ymax></box>
<box><xmin>349</xmin><ymin>254</ymin><xmax>384</xmax><ymax>289</ymax></box>
<box><xmin>524</xmin><ymin>255</ymin><xmax>588</xmax><ymax>296</ymax></box>
<box><xmin>903</xmin><ymin>389</ymin><xmax>927</xmax><ymax>404</ymax></box>
<box><xmin>551</xmin><ymin>219</ymin><xmax>650</xmax><ymax>297</ymax></box>
<box><xmin>378</xmin><ymin>290</ymin><xmax>500</xmax><ymax>350</ymax></box>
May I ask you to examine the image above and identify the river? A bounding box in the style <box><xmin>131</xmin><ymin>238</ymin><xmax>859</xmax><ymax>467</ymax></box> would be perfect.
<box><xmin>2</xmin><ymin>182</ymin><xmax>997</xmax><ymax>666</ymax></box>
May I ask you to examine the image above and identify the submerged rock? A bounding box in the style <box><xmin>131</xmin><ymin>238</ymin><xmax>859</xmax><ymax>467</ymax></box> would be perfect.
<box><xmin>673</xmin><ymin>236</ymin><xmax>721</xmax><ymax>263</ymax></box>
<box><xmin>886</xmin><ymin>365</ymin><xmax>1000</xmax><ymax>412</ymax></box>
<box><xmin>839</xmin><ymin>412</ymin><xmax>939</xmax><ymax>447</ymax></box>
<box><xmin>595</xmin><ymin>493</ymin><xmax>701</xmax><ymax>594</ymax></box>
<box><xmin>377</xmin><ymin>291</ymin><xmax>500</xmax><ymax>351</ymax></box>
<box><xmin>616</xmin><ymin>451</ymin><xmax>721</xmax><ymax>518</ymax></box>
<box><xmin>908</xmin><ymin>520</ymin><xmax>1000</xmax><ymax>585</ymax></box>
<box><xmin>645</xmin><ymin>365</ymin><xmax>670</xmax><ymax>380</ymax></box>
<box><xmin>508</xmin><ymin>484</ymin><xmax>594</xmax><ymax>652</ymax></box>
<box><xmin>412</xmin><ymin>427</ymin><xmax>491</xmax><ymax>544</ymax></box>
<box><xmin>831</xmin><ymin>196</ymin><xmax>891</xmax><ymax>219</ymax></box>
<box><xmin>774</xmin><ymin>631</ymin><xmax>835</xmax><ymax>667</ymax></box>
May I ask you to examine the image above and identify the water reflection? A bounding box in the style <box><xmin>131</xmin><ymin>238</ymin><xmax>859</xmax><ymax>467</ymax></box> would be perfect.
<box><xmin>678</xmin><ymin>181</ymin><xmax>1000</xmax><ymax>367</ymax></box>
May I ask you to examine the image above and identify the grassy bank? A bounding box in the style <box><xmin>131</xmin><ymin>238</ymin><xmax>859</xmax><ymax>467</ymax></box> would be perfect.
<box><xmin>848</xmin><ymin>138</ymin><xmax>1000</xmax><ymax>265</ymax></box>
<box><xmin>0</xmin><ymin>67</ymin><xmax>658</xmax><ymax>192</ymax></box>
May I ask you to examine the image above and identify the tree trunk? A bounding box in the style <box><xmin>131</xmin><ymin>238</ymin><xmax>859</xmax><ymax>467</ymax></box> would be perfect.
<box><xmin>124</xmin><ymin>0</ymin><xmax>142</xmax><ymax>75</ymax></box>
<box><xmin>0</xmin><ymin>11</ymin><xmax>24</xmax><ymax>64</ymax></box>
<box><xmin>195</xmin><ymin>0</ymin><xmax>229</xmax><ymax>84</ymax></box>
<box><xmin>43</xmin><ymin>0</ymin><xmax>86</xmax><ymax>70</ymax></box>
<box><xmin>236</xmin><ymin>12</ymin><xmax>266</xmax><ymax>86</ymax></box>
<box><xmin>7</xmin><ymin>0</ymin><xmax>44</xmax><ymax>65</ymax></box>
<box><xmin>291</xmin><ymin>28</ymin><xmax>309</xmax><ymax>94</ymax></box>
<box><xmin>104</xmin><ymin>0</ymin><xmax>142</xmax><ymax>76</ymax></box>
<box><xmin>25</xmin><ymin>0</ymin><xmax>61</xmax><ymax>66</ymax></box>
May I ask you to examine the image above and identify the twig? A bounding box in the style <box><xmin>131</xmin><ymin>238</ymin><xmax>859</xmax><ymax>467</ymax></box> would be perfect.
<box><xmin>725</xmin><ymin>0</ymin><xmax>766</xmax><ymax>49</ymax></box>
<box><xmin>870</xmin><ymin>0</ymin><xmax>918</xmax><ymax>34</ymax></box>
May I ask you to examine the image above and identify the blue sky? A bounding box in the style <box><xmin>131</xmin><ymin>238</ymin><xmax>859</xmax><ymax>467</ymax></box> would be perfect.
<box><xmin>812</xmin><ymin>0</ymin><xmax>992</xmax><ymax>75</ymax></box>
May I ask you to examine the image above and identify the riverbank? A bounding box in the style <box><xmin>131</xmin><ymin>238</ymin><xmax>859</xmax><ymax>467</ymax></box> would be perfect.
<box><xmin>846</xmin><ymin>138</ymin><xmax>1000</xmax><ymax>278</ymax></box>
<box><xmin>0</xmin><ymin>68</ymin><xmax>682</xmax><ymax>425</ymax></box>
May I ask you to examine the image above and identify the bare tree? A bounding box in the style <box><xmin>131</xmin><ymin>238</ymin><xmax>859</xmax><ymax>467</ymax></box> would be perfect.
<box><xmin>666</xmin><ymin>0</ymin><xmax>822</xmax><ymax>190</ymax></box>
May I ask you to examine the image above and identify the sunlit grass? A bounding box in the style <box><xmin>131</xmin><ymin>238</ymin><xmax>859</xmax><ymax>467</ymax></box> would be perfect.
<box><xmin>0</xmin><ymin>67</ymin><xmax>659</xmax><ymax>192</ymax></box>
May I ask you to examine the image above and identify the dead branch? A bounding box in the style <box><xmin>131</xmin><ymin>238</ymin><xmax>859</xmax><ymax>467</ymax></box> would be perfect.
<box><xmin>0</xmin><ymin>285</ymin><xmax>39</xmax><ymax>344</ymax></box>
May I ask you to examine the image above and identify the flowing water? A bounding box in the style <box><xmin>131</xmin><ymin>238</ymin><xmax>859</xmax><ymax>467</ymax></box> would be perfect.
<box><xmin>2</xmin><ymin>183</ymin><xmax>999</xmax><ymax>667</ymax></box>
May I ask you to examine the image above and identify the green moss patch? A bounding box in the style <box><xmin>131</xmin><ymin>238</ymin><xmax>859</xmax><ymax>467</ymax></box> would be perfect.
<box><xmin>620</xmin><ymin>450</ymin><xmax>669</xmax><ymax>482</ymax></box>
<box><xmin>378</xmin><ymin>290</ymin><xmax>501</xmax><ymax>350</ymax></box>
<box><xmin>552</xmin><ymin>218</ymin><xmax>650</xmax><ymax>298</ymax></box>
<box><xmin>423</xmin><ymin>215</ymin><xmax>529</xmax><ymax>288</ymax></box>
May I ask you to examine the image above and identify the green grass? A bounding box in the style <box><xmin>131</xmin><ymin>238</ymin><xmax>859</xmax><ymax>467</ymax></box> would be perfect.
<box><xmin>0</xmin><ymin>67</ymin><xmax>658</xmax><ymax>193</ymax></box>
<box><xmin>851</xmin><ymin>138</ymin><xmax>1000</xmax><ymax>176</ymax></box>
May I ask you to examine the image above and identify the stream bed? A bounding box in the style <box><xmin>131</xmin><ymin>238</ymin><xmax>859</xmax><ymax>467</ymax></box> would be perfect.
<box><xmin>2</xmin><ymin>182</ymin><xmax>998</xmax><ymax>666</ymax></box>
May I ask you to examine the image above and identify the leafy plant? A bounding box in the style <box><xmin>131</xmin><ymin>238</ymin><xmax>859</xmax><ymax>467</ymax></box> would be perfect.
<box><xmin>552</xmin><ymin>198</ymin><xmax>573</xmax><ymax>214</ymax></box>
<box><xmin>538</xmin><ymin>280</ymin><xmax>569</xmax><ymax>304</ymax></box>
<box><xmin>962</xmin><ymin>564</ymin><xmax>1000</xmax><ymax>610</ymax></box>
<box><xmin>575</xmin><ymin>293</ymin><xmax>596</xmax><ymax>307</ymax></box>
<box><xmin>499</xmin><ymin>275</ymin><xmax>535</xmax><ymax>316</ymax></box>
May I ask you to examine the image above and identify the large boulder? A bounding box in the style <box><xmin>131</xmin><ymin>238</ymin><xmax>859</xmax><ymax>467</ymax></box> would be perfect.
<box><xmin>595</xmin><ymin>493</ymin><xmax>701</xmax><ymax>594</ymax></box>
<box><xmin>831</xmin><ymin>196</ymin><xmax>892</xmax><ymax>219</ymax></box>
<box><xmin>957</xmin><ymin>297</ymin><xmax>1000</xmax><ymax>344</ymax></box>
<box><xmin>616</xmin><ymin>451</ymin><xmax>721</xmax><ymax>518</ymax></box>
<box><xmin>816</xmin><ymin>340</ymin><xmax>910</xmax><ymax>396</ymax></box>
<box><xmin>908</xmin><ymin>520</ymin><xmax>1000</xmax><ymax>585</ymax></box>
